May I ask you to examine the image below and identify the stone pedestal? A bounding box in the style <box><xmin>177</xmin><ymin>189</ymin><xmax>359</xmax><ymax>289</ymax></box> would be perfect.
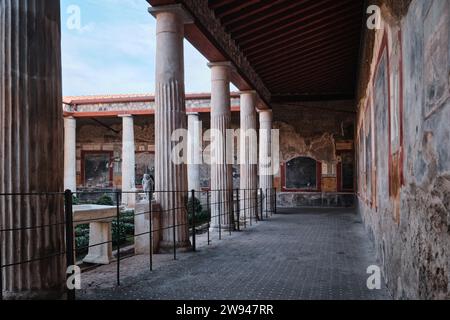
<box><xmin>64</xmin><ymin>117</ymin><xmax>77</xmax><ymax>193</ymax></box>
<box><xmin>150</xmin><ymin>5</ymin><xmax>193</xmax><ymax>251</ymax></box>
<box><xmin>259</xmin><ymin>110</ymin><xmax>274</xmax><ymax>213</ymax></box>
<box><xmin>0</xmin><ymin>1</ymin><xmax>65</xmax><ymax>299</ymax></box>
<box><xmin>73</xmin><ymin>205</ymin><xmax>116</xmax><ymax>265</ymax></box>
<box><xmin>209</xmin><ymin>62</ymin><xmax>233</xmax><ymax>230</ymax></box>
<box><xmin>187</xmin><ymin>113</ymin><xmax>202</xmax><ymax>192</ymax></box>
<box><xmin>134</xmin><ymin>201</ymin><xmax>162</xmax><ymax>254</ymax></box>
<box><xmin>240</xmin><ymin>92</ymin><xmax>258</xmax><ymax>222</ymax></box>
<box><xmin>83</xmin><ymin>222</ymin><xmax>113</xmax><ymax>265</ymax></box>
<box><xmin>120</xmin><ymin>115</ymin><xmax>136</xmax><ymax>207</ymax></box>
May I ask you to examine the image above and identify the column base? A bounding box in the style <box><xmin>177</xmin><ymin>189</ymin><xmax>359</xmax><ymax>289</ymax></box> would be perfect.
<box><xmin>159</xmin><ymin>240</ymin><xmax>192</xmax><ymax>253</ymax></box>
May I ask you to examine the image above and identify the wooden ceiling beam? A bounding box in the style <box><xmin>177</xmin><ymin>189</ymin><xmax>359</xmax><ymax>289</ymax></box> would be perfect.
<box><xmin>258</xmin><ymin>44</ymin><xmax>359</xmax><ymax>79</ymax></box>
<box><xmin>251</xmin><ymin>29</ymin><xmax>360</xmax><ymax>71</ymax></box>
<box><xmin>245</xmin><ymin>11</ymin><xmax>360</xmax><ymax>59</ymax></box>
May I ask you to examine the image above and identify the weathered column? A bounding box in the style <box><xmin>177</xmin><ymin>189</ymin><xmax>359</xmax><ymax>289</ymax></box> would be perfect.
<box><xmin>120</xmin><ymin>115</ymin><xmax>136</xmax><ymax>206</ymax></box>
<box><xmin>187</xmin><ymin>113</ymin><xmax>202</xmax><ymax>192</ymax></box>
<box><xmin>0</xmin><ymin>1</ymin><xmax>65</xmax><ymax>299</ymax></box>
<box><xmin>64</xmin><ymin>117</ymin><xmax>77</xmax><ymax>193</ymax></box>
<box><xmin>259</xmin><ymin>110</ymin><xmax>274</xmax><ymax>213</ymax></box>
<box><xmin>150</xmin><ymin>5</ymin><xmax>192</xmax><ymax>251</ymax></box>
<box><xmin>209</xmin><ymin>62</ymin><xmax>233</xmax><ymax>230</ymax></box>
<box><xmin>240</xmin><ymin>92</ymin><xmax>258</xmax><ymax>221</ymax></box>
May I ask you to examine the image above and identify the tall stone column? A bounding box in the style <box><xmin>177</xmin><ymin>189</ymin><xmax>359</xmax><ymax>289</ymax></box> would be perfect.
<box><xmin>259</xmin><ymin>110</ymin><xmax>274</xmax><ymax>213</ymax></box>
<box><xmin>150</xmin><ymin>5</ymin><xmax>192</xmax><ymax>251</ymax></box>
<box><xmin>0</xmin><ymin>1</ymin><xmax>65</xmax><ymax>299</ymax></box>
<box><xmin>120</xmin><ymin>115</ymin><xmax>136</xmax><ymax>206</ymax></box>
<box><xmin>240</xmin><ymin>92</ymin><xmax>259</xmax><ymax>221</ymax></box>
<box><xmin>209</xmin><ymin>62</ymin><xmax>233</xmax><ymax>230</ymax></box>
<box><xmin>187</xmin><ymin>113</ymin><xmax>202</xmax><ymax>192</ymax></box>
<box><xmin>64</xmin><ymin>117</ymin><xmax>77</xmax><ymax>193</ymax></box>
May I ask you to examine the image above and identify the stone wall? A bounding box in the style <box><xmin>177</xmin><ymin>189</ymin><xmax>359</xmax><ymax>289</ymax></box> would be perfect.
<box><xmin>356</xmin><ymin>0</ymin><xmax>450</xmax><ymax>299</ymax></box>
<box><xmin>272</xmin><ymin>101</ymin><xmax>356</xmax><ymax>202</ymax></box>
<box><xmin>76</xmin><ymin>118</ymin><xmax>155</xmax><ymax>188</ymax></box>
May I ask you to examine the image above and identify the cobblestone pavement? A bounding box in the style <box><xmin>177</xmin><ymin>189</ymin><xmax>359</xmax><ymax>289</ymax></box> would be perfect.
<box><xmin>78</xmin><ymin>208</ymin><xmax>391</xmax><ymax>300</ymax></box>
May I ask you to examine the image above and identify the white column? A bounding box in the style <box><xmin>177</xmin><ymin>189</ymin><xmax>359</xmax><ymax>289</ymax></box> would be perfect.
<box><xmin>209</xmin><ymin>62</ymin><xmax>233</xmax><ymax>230</ymax></box>
<box><xmin>240</xmin><ymin>92</ymin><xmax>258</xmax><ymax>221</ymax></box>
<box><xmin>120</xmin><ymin>115</ymin><xmax>136</xmax><ymax>206</ymax></box>
<box><xmin>150</xmin><ymin>5</ymin><xmax>192</xmax><ymax>251</ymax></box>
<box><xmin>64</xmin><ymin>117</ymin><xmax>77</xmax><ymax>192</ymax></box>
<box><xmin>187</xmin><ymin>113</ymin><xmax>202</xmax><ymax>192</ymax></box>
<box><xmin>259</xmin><ymin>110</ymin><xmax>274</xmax><ymax>213</ymax></box>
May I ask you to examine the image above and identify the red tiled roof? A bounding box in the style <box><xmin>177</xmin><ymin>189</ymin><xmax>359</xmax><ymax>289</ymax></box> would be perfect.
<box><xmin>63</xmin><ymin>92</ymin><xmax>241</xmax><ymax>105</ymax></box>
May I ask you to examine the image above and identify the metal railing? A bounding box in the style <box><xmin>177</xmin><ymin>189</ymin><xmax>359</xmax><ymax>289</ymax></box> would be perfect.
<box><xmin>0</xmin><ymin>187</ymin><xmax>277</xmax><ymax>300</ymax></box>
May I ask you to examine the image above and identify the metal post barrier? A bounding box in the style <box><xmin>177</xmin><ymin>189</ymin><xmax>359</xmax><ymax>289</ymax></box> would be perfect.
<box><xmin>149</xmin><ymin>190</ymin><xmax>153</xmax><ymax>271</ymax></box>
<box><xmin>191</xmin><ymin>190</ymin><xmax>196</xmax><ymax>252</ymax></box>
<box><xmin>274</xmin><ymin>188</ymin><xmax>277</xmax><ymax>215</ymax></box>
<box><xmin>260</xmin><ymin>188</ymin><xmax>264</xmax><ymax>220</ymax></box>
<box><xmin>173</xmin><ymin>192</ymin><xmax>177</xmax><ymax>260</ymax></box>
<box><xmin>0</xmin><ymin>208</ymin><xmax>3</xmax><ymax>301</ymax></box>
<box><xmin>248</xmin><ymin>190</ymin><xmax>252</xmax><ymax>226</ymax></box>
<box><xmin>236</xmin><ymin>189</ymin><xmax>240</xmax><ymax>231</ymax></box>
<box><xmin>229</xmin><ymin>190</ymin><xmax>233</xmax><ymax>236</ymax></box>
<box><xmin>254</xmin><ymin>189</ymin><xmax>258</xmax><ymax>223</ymax></box>
<box><xmin>64</xmin><ymin>190</ymin><xmax>76</xmax><ymax>300</ymax></box>
<box><xmin>218</xmin><ymin>191</ymin><xmax>222</xmax><ymax>241</ymax></box>
<box><xmin>244</xmin><ymin>189</ymin><xmax>247</xmax><ymax>228</ymax></box>
<box><xmin>115</xmin><ymin>191</ymin><xmax>121</xmax><ymax>286</ymax></box>
<box><xmin>207</xmin><ymin>191</ymin><xmax>211</xmax><ymax>245</ymax></box>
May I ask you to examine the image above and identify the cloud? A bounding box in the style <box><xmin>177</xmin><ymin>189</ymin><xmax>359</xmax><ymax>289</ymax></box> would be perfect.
<box><xmin>61</xmin><ymin>0</ymin><xmax>212</xmax><ymax>96</ymax></box>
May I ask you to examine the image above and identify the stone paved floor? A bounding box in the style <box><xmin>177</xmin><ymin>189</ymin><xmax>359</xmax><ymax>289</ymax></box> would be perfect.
<box><xmin>78</xmin><ymin>208</ymin><xmax>391</xmax><ymax>300</ymax></box>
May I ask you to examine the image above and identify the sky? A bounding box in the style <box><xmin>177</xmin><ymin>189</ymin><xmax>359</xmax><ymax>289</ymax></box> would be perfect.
<box><xmin>61</xmin><ymin>0</ymin><xmax>228</xmax><ymax>97</ymax></box>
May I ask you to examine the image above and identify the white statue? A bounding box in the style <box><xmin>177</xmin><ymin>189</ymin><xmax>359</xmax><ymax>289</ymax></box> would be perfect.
<box><xmin>142</xmin><ymin>174</ymin><xmax>154</xmax><ymax>200</ymax></box>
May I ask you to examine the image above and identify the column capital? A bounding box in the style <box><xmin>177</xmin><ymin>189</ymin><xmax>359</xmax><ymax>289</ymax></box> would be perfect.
<box><xmin>148</xmin><ymin>4</ymin><xmax>194</xmax><ymax>24</ymax></box>
<box><xmin>259</xmin><ymin>109</ymin><xmax>273</xmax><ymax>123</ymax></box>
<box><xmin>209</xmin><ymin>61</ymin><xmax>234</xmax><ymax>83</ymax></box>
<box><xmin>64</xmin><ymin>116</ymin><xmax>76</xmax><ymax>128</ymax></box>
<box><xmin>207</xmin><ymin>61</ymin><xmax>234</xmax><ymax>70</ymax></box>
<box><xmin>187</xmin><ymin>112</ymin><xmax>200</xmax><ymax>116</ymax></box>
<box><xmin>239</xmin><ymin>90</ymin><xmax>257</xmax><ymax>96</ymax></box>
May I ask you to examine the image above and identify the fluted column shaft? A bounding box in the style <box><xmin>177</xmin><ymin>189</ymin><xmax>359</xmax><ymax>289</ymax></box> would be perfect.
<box><xmin>240</xmin><ymin>92</ymin><xmax>258</xmax><ymax>221</ymax></box>
<box><xmin>209</xmin><ymin>62</ymin><xmax>233</xmax><ymax>229</ymax></box>
<box><xmin>187</xmin><ymin>113</ymin><xmax>202</xmax><ymax>192</ymax></box>
<box><xmin>0</xmin><ymin>1</ymin><xmax>65</xmax><ymax>299</ymax></box>
<box><xmin>151</xmin><ymin>5</ymin><xmax>191</xmax><ymax>251</ymax></box>
<box><xmin>259</xmin><ymin>110</ymin><xmax>274</xmax><ymax>213</ymax></box>
<box><xmin>64</xmin><ymin>117</ymin><xmax>77</xmax><ymax>192</ymax></box>
<box><xmin>120</xmin><ymin>115</ymin><xmax>136</xmax><ymax>206</ymax></box>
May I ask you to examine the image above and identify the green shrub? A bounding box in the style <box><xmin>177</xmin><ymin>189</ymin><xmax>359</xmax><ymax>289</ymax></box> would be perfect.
<box><xmin>72</xmin><ymin>195</ymin><xmax>80</xmax><ymax>205</ymax></box>
<box><xmin>187</xmin><ymin>197</ymin><xmax>211</xmax><ymax>226</ymax></box>
<box><xmin>112</xmin><ymin>210</ymin><xmax>135</xmax><ymax>246</ymax></box>
<box><xmin>96</xmin><ymin>194</ymin><xmax>114</xmax><ymax>206</ymax></box>
<box><xmin>75</xmin><ymin>224</ymin><xmax>90</xmax><ymax>254</ymax></box>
